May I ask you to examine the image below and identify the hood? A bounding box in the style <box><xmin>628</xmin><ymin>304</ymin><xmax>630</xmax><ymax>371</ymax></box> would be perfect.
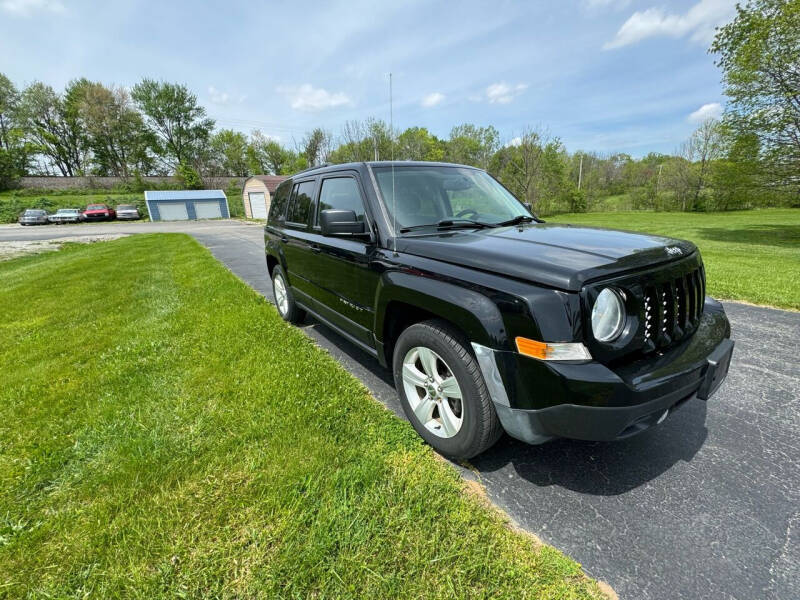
<box><xmin>396</xmin><ymin>223</ymin><xmax>697</xmax><ymax>291</ymax></box>
<box><xmin>84</xmin><ymin>209</ymin><xmax>108</xmax><ymax>213</ymax></box>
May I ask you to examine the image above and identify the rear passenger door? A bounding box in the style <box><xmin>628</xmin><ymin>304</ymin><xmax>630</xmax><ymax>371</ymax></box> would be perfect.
<box><xmin>305</xmin><ymin>173</ymin><xmax>380</xmax><ymax>350</ymax></box>
<box><xmin>280</xmin><ymin>179</ymin><xmax>318</xmax><ymax>305</ymax></box>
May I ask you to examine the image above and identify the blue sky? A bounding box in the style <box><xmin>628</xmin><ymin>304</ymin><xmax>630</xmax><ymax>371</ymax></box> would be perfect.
<box><xmin>0</xmin><ymin>0</ymin><xmax>736</xmax><ymax>156</ymax></box>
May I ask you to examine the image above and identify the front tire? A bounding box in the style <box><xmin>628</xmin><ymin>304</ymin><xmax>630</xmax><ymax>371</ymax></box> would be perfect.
<box><xmin>271</xmin><ymin>265</ymin><xmax>305</xmax><ymax>324</ymax></box>
<box><xmin>393</xmin><ymin>320</ymin><xmax>502</xmax><ymax>459</ymax></box>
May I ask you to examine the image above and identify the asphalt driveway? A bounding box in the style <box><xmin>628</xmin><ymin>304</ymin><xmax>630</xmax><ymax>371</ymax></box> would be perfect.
<box><xmin>2</xmin><ymin>220</ymin><xmax>798</xmax><ymax>600</ymax></box>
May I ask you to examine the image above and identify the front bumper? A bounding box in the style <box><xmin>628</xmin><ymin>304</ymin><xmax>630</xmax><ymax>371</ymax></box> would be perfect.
<box><xmin>474</xmin><ymin>297</ymin><xmax>733</xmax><ymax>444</ymax></box>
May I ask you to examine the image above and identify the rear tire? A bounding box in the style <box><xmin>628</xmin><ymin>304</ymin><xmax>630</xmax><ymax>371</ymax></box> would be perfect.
<box><xmin>271</xmin><ymin>265</ymin><xmax>305</xmax><ymax>324</ymax></box>
<box><xmin>393</xmin><ymin>319</ymin><xmax>502</xmax><ymax>459</ymax></box>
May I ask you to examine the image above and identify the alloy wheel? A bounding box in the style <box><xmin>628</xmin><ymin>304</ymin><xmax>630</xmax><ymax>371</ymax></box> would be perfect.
<box><xmin>273</xmin><ymin>273</ymin><xmax>289</xmax><ymax>316</ymax></box>
<box><xmin>401</xmin><ymin>346</ymin><xmax>464</xmax><ymax>438</ymax></box>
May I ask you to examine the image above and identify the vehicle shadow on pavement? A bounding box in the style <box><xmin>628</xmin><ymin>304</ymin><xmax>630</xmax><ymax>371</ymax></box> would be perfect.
<box><xmin>472</xmin><ymin>400</ymin><xmax>708</xmax><ymax>496</ymax></box>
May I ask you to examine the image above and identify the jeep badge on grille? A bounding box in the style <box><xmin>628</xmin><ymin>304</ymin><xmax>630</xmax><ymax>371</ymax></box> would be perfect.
<box><xmin>666</xmin><ymin>246</ymin><xmax>683</xmax><ymax>256</ymax></box>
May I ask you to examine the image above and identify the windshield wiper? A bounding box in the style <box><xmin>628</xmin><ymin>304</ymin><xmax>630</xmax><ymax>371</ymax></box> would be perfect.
<box><xmin>495</xmin><ymin>215</ymin><xmax>540</xmax><ymax>227</ymax></box>
<box><xmin>399</xmin><ymin>219</ymin><xmax>497</xmax><ymax>233</ymax></box>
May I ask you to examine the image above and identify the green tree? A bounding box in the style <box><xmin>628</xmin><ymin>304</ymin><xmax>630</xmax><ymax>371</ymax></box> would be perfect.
<box><xmin>0</xmin><ymin>73</ymin><xmax>19</xmax><ymax>151</ymax></box>
<box><xmin>712</xmin><ymin>130</ymin><xmax>763</xmax><ymax>209</ymax></box>
<box><xmin>0</xmin><ymin>73</ymin><xmax>30</xmax><ymax>188</ymax></box>
<box><xmin>710</xmin><ymin>0</ymin><xmax>800</xmax><ymax>193</ymax></box>
<box><xmin>176</xmin><ymin>161</ymin><xmax>202</xmax><ymax>189</ymax></box>
<box><xmin>446</xmin><ymin>124</ymin><xmax>499</xmax><ymax>169</ymax></box>
<box><xmin>302</xmin><ymin>127</ymin><xmax>332</xmax><ymax>167</ymax></box>
<box><xmin>17</xmin><ymin>80</ymin><xmax>90</xmax><ymax>176</ymax></box>
<box><xmin>209</xmin><ymin>129</ymin><xmax>250</xmax><ymax>176</ymax></box>
<box><xmin>131</xmin><ymin>79</ymin><xmax>214</xmax><ymax>169</ymax></box>
<box><xmin>79</xmin><ymin>82</ymin><xmax>152</xmax><ymax>177</ymax></box>
<box><xmin>397</xmin><ymin>127</ymin><xmax>445</xmax><ymax>161</ymax></box>
<box><xmin>248</xmin><ymin>132</ymin><xmax>302</xmax><ymax>175</ymax></box>
<box><xmin>490</xmin><ymin>128</ymin><xmax>570</xmax><ymax>214</ymax></box>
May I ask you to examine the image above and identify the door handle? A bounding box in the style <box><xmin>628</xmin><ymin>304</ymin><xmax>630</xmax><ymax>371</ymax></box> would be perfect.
<box><xmin>280</xmin><ymin>235</ymin><xmax>288</xmax><ymax>243</ymax></box>
<box><xmin>311</xmin><ymin>244</ymin><xmax>322</xmax><ymax>253</ymax></box>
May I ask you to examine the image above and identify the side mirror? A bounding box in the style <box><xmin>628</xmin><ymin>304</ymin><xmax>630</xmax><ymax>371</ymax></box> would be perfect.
<box><xmin>320</xmin><ymin>209</ymin><xmax>366</xmax><ymax>236</ymax></box>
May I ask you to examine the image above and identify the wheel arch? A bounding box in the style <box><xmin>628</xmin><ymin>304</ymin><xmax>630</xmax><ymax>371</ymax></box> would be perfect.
<box><xmin>375</xmin><ymin>271</ymin><xmax>506</xmax><ymax>367</ymax></box>
<box><xmin>266</xmin><ymin>253</ymin><xmax>279</xmax><ymax>277</ymax></box>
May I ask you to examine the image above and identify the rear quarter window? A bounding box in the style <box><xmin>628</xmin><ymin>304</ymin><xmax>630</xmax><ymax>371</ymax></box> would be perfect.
<box><xmin>286</xmin><ymin>180</ymin><xmax>315</xmax><ymax>227</ymax></box>
<box><xmin>268</xmin><ymin>181</ymin><xmax>292</xmax><ymax>225</ymax></box>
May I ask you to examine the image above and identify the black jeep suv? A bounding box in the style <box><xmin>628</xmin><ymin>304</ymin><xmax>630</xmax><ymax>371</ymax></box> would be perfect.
<box><xmin>264</xmin><ymin>162</ymin><xmax>734</xmax><ymax>459</ymax></box>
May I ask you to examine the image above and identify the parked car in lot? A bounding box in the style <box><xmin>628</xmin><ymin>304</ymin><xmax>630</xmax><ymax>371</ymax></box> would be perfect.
<box><xmin>48</xmin><ymin>208</ymin><xmax>84</xmax><ymax>224</ymax></box>
<box><xmin>18</xmin><ymin>209</ymin><xmax>50</xmax><ymax>225</ymax></box>
<box><xmin>82</xmin><ymin>203</ymin><xmax>115</xmax><ymax>221</ymax></box>
<box><xmin>115</xmin><ymin>204</ymin><xmax>141</xmax><ymax>220</ymax></box>
<box><xmin>265</xmin><ymin>161</ymin><xmax>734</xmax><ymax>459</ymax></box>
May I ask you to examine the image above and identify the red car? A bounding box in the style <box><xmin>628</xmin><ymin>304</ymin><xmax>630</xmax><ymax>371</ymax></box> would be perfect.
<box><xmin>82</xmin><ymin>203</ymin><xmax>116</xmax><ymax>222</ymax></box>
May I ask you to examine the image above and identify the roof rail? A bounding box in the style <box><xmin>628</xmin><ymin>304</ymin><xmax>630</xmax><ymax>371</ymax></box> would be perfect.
<box><xmin>294</xmin><ymin>162</ymin><xmax>332</xmax><ymax>175</ymax></box>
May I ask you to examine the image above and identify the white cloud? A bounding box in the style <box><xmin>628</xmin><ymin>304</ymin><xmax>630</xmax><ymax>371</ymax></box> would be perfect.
<box><xmin>208</xmin><ymin>86</ymin><xmax>230</xmax><ymax>105</ymax></box>
<box><xmin>688</xmin><ymin>102</ymin><xmax>723</xmax><ymax>122</ymax></box>
<box><xmin>604</xmin><ymin>0</ymin><xmax>736</xmax><ymax>50</ymax></box>
<box><xmin>485</xmin><ymin>82</ymin><xmax>528</xmax><ymax>104</ymax></box>
<box><xmin>0</xmin><ymin>0</ymin><xmax>64</xmax><ymax>16</ymax></box>
<box><xmin>506</xmin><ymin>136</ymin><xmax>523</xmax><ymax>147</ymax></box>
<box><xmin>277</xmin><ymin>83</ymin><xmax>351</xmax><ymax>112</ymax></box>
<box><xmin>421</xmin><ymin>92</ymin><xmax>445</xmax><ymax>108</ymax></box>
<box><xmin>208</xmin><ymin>86</ymin><xmax>246</xmax><ymax>106</ymax></box>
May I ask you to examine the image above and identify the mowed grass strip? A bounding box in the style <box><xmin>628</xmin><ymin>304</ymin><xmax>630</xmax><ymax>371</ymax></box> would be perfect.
<box><xmin>551</xmin><ymin>208</ymin><xmax>800</xmax><ymax>311</ymax></box>
<box><xmin>0</xmin><ymin>234</ymin><xmax>603</xmax><ymax>599</ymax></box>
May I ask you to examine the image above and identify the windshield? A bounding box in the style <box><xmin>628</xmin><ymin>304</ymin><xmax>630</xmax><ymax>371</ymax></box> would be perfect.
<box><xmin>24</xmin><ymin>210</ymin><xmax>45</xmax><ymax>216</ymax></box>
<box><xmin>86</xmin><ymin>204</ymin><xmax>106</xmax><ymax>210</ymax></box>
<box><xmin>373</xmin><ymin>165</ymin><xmax>529</xmax><ymax>232</ymax></box>
<box><xmin>117</xmin><ymin>205</ymin><xmax>136</xmax><ymax>210</ymax></box>
<box><xmin>58</xmin><ymin>209</ymin><xmax>79</xmax><ymax>214</ymax></box>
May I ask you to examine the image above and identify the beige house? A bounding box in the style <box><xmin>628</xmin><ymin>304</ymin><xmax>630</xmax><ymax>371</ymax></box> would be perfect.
<box><xmin>241</xmin><ymin>175</ymin><xmax>288</xmax><ymax>219</ymax></box>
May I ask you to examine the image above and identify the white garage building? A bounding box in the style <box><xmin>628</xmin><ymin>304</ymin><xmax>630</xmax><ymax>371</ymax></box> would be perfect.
<box><xmin>145</xmin><ymin>190</ymin><xmax>230</xmax><ymax>221</ymax></box>
<box><xmin>241</xmin><ymin>176</ymin><xmax>288</xmax><ymax>219</ymax></box>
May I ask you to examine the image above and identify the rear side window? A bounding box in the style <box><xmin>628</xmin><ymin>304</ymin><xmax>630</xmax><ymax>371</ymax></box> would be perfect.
<box><xmin>318</xmin><ymin>177</ymin><xmax>366</xmax><ymax>222</ymax></box>
<box><xmin>268</xmin><ymin>181</ymin><xmax>292</xmax><ymax>224</ymax></box>
<box><xmin>286</xmin><ymin>180</ymin><xmax>315</xmax><ymax>226</ymax></box>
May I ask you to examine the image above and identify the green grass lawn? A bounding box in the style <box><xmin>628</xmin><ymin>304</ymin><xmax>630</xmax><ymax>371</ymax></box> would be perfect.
<box><xmin>0</xmin><ymin>235</ymin><xmax>603</xmax><ymax>599</ymax></box>
<box><xmin>551</xmin><ymin>208</ymin><xmax>800</xmax><ymax>311</ymax></box>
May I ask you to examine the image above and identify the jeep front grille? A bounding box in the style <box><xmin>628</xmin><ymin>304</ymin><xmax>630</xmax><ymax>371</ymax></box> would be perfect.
<box><xmin>642</xmin><ymin>266</ymin><xmax>705</xmax><ymax>352</ymax></box>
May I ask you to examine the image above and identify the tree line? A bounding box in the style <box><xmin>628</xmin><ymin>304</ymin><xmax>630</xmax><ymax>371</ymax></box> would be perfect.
<box><xmin>0</xmin><ymin>0</ymin><xmax>796</xmax><ymax>214</ymax></box>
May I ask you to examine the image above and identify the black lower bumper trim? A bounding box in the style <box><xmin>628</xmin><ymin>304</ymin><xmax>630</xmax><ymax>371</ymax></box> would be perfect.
<box><xmin>495</xmin><ymin>379</ymin><xmax>700</xmax><ymax>444</ymax></box>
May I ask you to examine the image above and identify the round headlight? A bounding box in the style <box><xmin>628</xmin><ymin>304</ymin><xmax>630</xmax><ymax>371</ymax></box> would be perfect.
<box><xmin>591</xmin><ymin>288</ymin><xmax>625</xmax><ymax>342</ymax></box>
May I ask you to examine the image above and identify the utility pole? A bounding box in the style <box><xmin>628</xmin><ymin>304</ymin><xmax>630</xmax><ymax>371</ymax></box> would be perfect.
<box><xmin>577</xmin><ymin>154</ymin><xmax>583</xmax><ymax>190</ymax></box>
<box><xmin>656</xmin><ymin>163</ymin><xmax>663</xmax><ymax>192</ymax></box>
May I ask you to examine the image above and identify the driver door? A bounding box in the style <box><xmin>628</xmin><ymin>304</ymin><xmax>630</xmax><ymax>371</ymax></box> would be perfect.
<box><xmin>305</xmin><ymin>173</ymin><xmax>380</xmax><ymax>350</ymax></box>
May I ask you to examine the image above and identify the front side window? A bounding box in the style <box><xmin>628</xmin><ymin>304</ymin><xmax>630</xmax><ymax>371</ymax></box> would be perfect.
<box><xmin>318</xmin><ymin>177</ymin><xmax>366</xmax><ymax>223</ymax></box>
<box><xmin>286</xmin><ymin>180</ymin><xmax>315</xmax><ymax>225</ymax></box>
<box><xmin>373</xmin><ymin>166</ymin><xmax>529</xmax><ymax>231</ymax></box>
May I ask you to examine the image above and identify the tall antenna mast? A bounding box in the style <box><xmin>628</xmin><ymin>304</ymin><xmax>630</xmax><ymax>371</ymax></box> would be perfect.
<box><xmin>390</xmin><ymin>72</ymin><xmax>397</xmax><ymax>255</ymax></box>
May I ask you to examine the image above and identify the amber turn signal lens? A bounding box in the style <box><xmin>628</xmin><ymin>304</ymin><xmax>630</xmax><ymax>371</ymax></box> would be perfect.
<box><xmin>514</xmin><ymin>336</ymin><xmax>593</xmax><ymax>361</ymax></box>
<box><xmin>515</xmin><ymin>337</ymin><xmax>549</xmax><ymax>359</ymax></box>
